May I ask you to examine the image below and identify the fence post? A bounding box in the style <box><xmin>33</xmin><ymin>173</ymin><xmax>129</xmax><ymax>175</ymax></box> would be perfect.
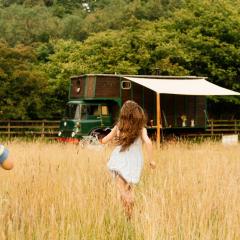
<box><xmin>41</xmin><ymin>120</ymin><xmax>45</xmax><ymax>138</ymax></box>
<box><xmin>211</xmin><ymin>119</ymin><xmax>214</xmax><ymax>136</ymax></box>
<box><xmin>234</xmin><ymin>119</ymin><xmax>237</xmax><ymax>134</ymax></box>
<box><xmin>7</xmin><ymin>120</ymin><xmax>11</xmax><ymax>138</ymax></box>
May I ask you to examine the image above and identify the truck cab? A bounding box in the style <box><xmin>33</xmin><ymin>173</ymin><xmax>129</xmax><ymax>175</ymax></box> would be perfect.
<box><xmin>58</xmin><ymin>100</ymin><xmax>118</xmax><ymax>139</ymax></box>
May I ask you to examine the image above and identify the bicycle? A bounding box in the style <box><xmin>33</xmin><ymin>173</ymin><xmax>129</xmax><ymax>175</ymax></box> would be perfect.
<box><xmin>80</xmin><ymin>132</ymin><xmax>101</xmax><ymax>148</ymax></box>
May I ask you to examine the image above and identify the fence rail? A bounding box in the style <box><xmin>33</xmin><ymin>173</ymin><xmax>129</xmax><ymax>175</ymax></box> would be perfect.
<box><xmin>0</xmin><ymin>120</ymin><xmax>60</xmax><ymax>139</ymax></box>
<box><xmin>0</xmin><ymin>120</ymin><xmax>239</xmax><ymax>139</ymax></box>
<box><xmin>206</xmin><ymin>119</ymin><xmax>240</xmax><ymax>135</ymax></box>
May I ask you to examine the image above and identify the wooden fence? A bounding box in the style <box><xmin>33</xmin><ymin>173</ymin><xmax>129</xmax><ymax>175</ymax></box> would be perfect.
<box><xmin>0</xmin><ymin>120</ymin><xmax>239</xmax><ymax>139</ymax></box>
<box><xmin>0</xmin><ymin>120</ymin><xmax>60</xmax><ymax>139</ymax></box>
<box><xmin>206</xmin><ymin>119</ymin><xmax>240</xmax><ymax>136</ymax></box>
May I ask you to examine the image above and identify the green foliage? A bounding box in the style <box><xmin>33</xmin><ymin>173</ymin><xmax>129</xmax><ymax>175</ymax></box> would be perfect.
<box><xmin>35</xmin><ymin>42</ymin><xmax>54</xmax><ymax>62</ymax></box>
<box><xmin>165</xmin><ymin>0</ymin><xmax>240</xmax><ymax>104</ymax></box>
<box><xmin>61</xmin><ymin>11</ymin><xmax>87</xmax><ymax>40</ymax></box>
<box><xmin>0</xmin><ymin>5</ymin><xmax>62</xmax><ymax>46</ymax></box>
<box><xmin>0</xmin><ymin>42</ymin><xmax>49</xmax><ymax>119</ymax></box>
<box><xmin>1</xmin><ymin>0</ymin><xmax>54</xmax><ymax>7</ymax></box>
<box><xmin>0</xmin><ymin>0</ymin><xmax>240</xmax><ymax>119</ymax></box>
<box><xmin>54</xmin><ymin>0</ymin><xmax>83</xmax><ymax>13</ymax></box>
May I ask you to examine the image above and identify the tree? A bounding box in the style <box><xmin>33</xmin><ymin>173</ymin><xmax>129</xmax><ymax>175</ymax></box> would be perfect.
<box><xmin>1</xmin><ymin>0</ymin><xmax>240</xmax><ymax>119</ymax></box>
<box><xmin>0</xmin><ymin>42</ymin><xmax>49</xmax><ymax>119</ymax></box>
<box><xmin>0</xmin><ymin>4</ymin><xmax>62</xmax><ymax>46</ymax></box>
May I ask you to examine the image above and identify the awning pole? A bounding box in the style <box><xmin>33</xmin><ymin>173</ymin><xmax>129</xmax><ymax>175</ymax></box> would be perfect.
<box><xmin>156</xmin><ymin>92</ymin><xmax>161</xmax><ymax>148</ymax></box>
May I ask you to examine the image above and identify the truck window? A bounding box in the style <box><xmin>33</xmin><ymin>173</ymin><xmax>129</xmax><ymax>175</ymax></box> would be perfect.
<box><xmin>101</xmin><ymin>106</ymin><xmax>109</xmax><ymax>115</ymax></box>
<box><xmin>65</xmin><ymin>104</ymin><xmax>80</xmax><ymax>119</ymax></box>
<box><xmin>94</xmin><ymin>105</ymin><xmax>101</xmax><ymax>115</ymax></box>
<box><xmin>80</xmin><ymin>105</ymin><xmax>100</xmax><ymax>119</ymax></box>
<box><xmin>74</xmin><ymin>105</ymin><xmax>81</xmax><ymax>119</ymax></box>
<box><xmin>121</xmin><ymin>81</ymin><xmax>131</xmax><ymax>90</ymax></box>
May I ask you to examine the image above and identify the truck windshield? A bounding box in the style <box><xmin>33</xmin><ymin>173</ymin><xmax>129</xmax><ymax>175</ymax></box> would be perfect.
<box><xmin>65</xmin><ymin>104</ymin><xmax>108</xmax><ymax>120</ymax></box>
<box><xmin>80</xmin><ymin>104</ymin><xmax>100</xmax><ymax>119</ymax></box>
<box><xmin>65</xmin><ymin>104</ymin><xmax>81</xmax><ymax>119</ymax></box>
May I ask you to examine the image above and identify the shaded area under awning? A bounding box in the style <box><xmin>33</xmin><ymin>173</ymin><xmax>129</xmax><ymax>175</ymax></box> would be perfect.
<box><xmin>123</xmin><ymin>76</ymin><xmax>240</xmax><ymax>147</ymax></box>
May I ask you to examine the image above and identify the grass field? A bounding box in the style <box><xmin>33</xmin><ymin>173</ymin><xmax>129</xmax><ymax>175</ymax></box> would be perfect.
<box><xmin>0</xmin><ymin>140</ymin><xmax>240</xmax><ymax>240</ymax></box>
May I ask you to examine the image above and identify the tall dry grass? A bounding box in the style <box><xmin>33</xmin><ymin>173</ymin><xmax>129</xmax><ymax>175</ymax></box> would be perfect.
<box><xmin>0</xmin><ymin>140</ymin><xmax>239</xmax><ymax>240</ymax></box>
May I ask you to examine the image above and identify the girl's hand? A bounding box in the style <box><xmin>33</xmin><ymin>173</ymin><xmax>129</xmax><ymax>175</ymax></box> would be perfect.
<box><xmin>149</xmin><ymin>161</ymin><xmax>156</xmax><ymax>169</ymax></box>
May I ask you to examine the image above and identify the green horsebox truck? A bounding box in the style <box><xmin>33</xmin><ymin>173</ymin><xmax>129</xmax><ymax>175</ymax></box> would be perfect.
<box><xmin>58</xmin><ymin>74</ymin><xmax>207</xmax><ymax>141</ymax></box>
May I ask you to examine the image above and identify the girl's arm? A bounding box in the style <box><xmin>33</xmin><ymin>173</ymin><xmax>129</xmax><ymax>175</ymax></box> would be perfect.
<box><xmin>101</xmin><ymin>125</ymin><xmax>118</xmax><ymax>144</ymax></box>
<box><xmin>142</xmin><ymin>128</ymin><xmax>156</xmax><ymax>169</ymax></box>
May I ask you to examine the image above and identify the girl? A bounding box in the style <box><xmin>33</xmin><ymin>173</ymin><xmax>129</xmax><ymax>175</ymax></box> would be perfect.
<box><xmin>101</xmin><ymin>100</ymin><xmax>156</xmax><ymax>218</ymax></box>
<box><xmin>0</xmin><ymin>144</ymin><xmax>14</xmax><ymax>170</ymax></box>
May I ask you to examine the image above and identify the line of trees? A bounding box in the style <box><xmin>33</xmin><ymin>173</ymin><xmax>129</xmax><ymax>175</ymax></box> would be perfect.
<box><xmin>0</xmin><ymin>0</ymin><xmax>240</xmax><ymax>119</ymax></box>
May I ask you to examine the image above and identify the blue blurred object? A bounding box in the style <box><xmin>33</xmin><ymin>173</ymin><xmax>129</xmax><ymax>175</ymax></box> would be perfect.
<box><xmin>0</xmin><ymin>145</ymin><xmax>9</xmax><ymax>164</ymax></box>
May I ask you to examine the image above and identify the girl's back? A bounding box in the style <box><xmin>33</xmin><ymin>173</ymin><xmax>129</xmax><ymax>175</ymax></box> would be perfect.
<box><xmin>107</xmin><ymin>129</ymin><xmax>144</xmax><ymax>184</ymax></box>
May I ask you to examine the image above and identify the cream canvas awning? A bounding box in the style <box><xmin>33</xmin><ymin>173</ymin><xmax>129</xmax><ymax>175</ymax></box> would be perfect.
<box><xmin>124</xmin><ymin>77</ymin><xmax>240</xmax><ymax>95</ymax></box>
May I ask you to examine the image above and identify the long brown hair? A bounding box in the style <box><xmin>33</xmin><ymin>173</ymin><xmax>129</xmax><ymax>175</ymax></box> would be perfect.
<box><xmin>117</xmin><ymin>100</ymin><xmax>146</xmax><ymax>151</ymax></box>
